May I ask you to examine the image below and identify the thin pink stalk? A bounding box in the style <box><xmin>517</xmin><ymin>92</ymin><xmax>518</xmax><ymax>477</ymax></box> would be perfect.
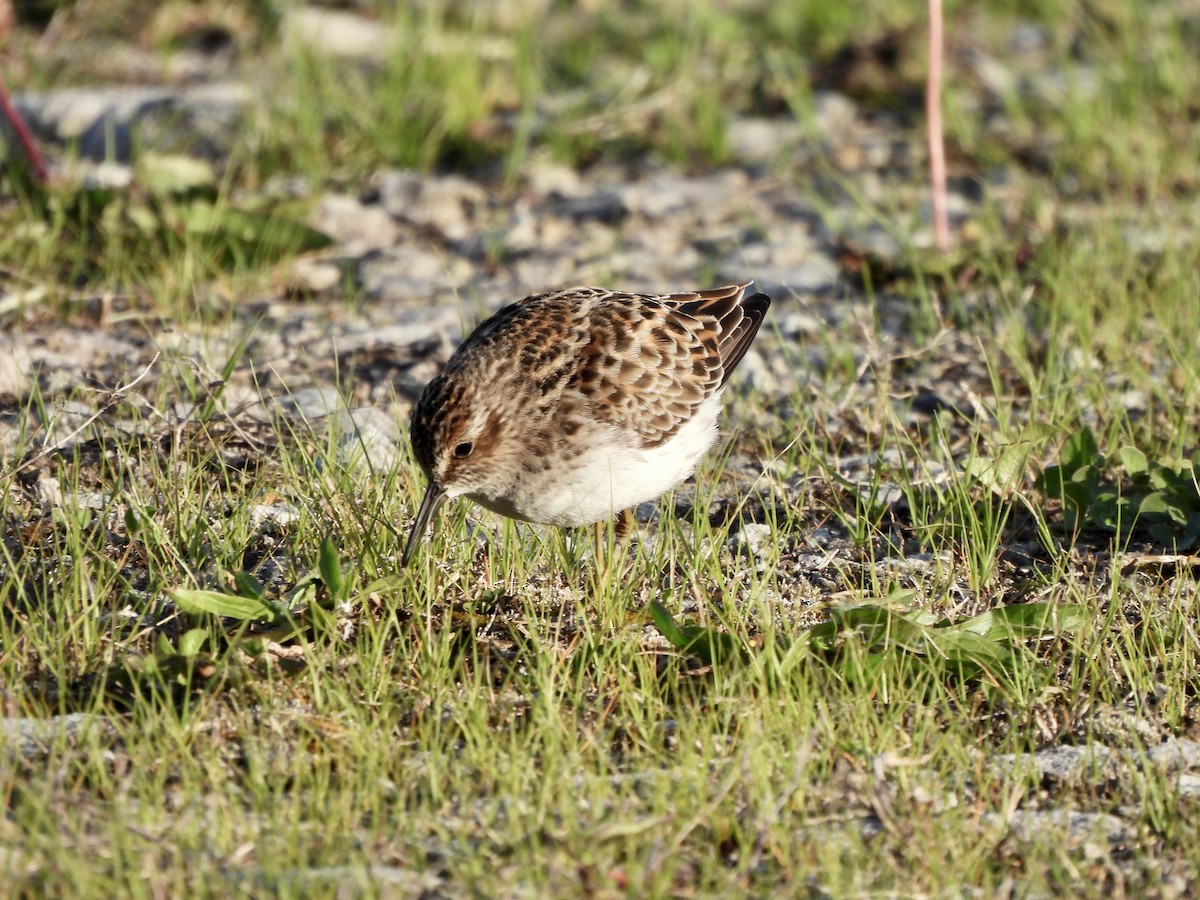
<box><xmin>926</xmin><ymin>0</ymin><xmax>949</xmax><ymax>253</ymax></box>
<box><xmin>0</xmin><ymin>68</ymin><xmax>48</xmax><ymax>183</ymax></box>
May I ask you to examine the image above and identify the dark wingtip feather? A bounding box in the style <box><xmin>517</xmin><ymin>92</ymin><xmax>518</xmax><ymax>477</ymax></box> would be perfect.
<box><xmin>717</xmin><ymin>290</ymin><xmax>770</xmax><ymax>386</ymax></box>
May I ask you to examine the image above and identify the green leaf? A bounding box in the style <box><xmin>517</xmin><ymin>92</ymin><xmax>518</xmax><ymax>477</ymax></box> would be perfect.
<box><xmin>1058</xmin><ymin>481</ymin><xmax>1093</xmax><ymax>520</ymax></box>
<box><xmin>1147</xmin><ymin>511</ymin><xmax>1200</xmax><ymax>549</ymax></box>
<box><xmin>1035</xmin><ymin>464</ymin><xmax>1069</xmax><ymax>501</ymax></box>
<box><xmin>1148</xmin><ymin>464</ymin><xmax>1173</xmax><ymax>491</ymax></box>
<box><xmin>941</xmin><ymin>602</ymin><xmax>1089</xmax><ymax>641</ymax></box>
<box><xmin>1182</xmin><ymin>514</ymin><xmax>1200</xmax><ymax>548</ymax></box>
<box><xmin>804</xmin><ymin>619</ymin><xmax>839</xmax><ymax>653</ymax></box>
<box><xmin>285</xmin><ymin>571</ymin><xmax>320</xmax><ymax>607</ymax></box>
<box><xmin>177</xmin><ymin>628</ymin><xmax>209</xmax><ymax>658</ymax></box>
<box><xmin>233</xmin><ymin>571</ymin><xmax>266</xmax><ymax>600</ymax></box>
<box><xmin>1119</xmin><ymin>446</ymin><xmax>1148</xmax><ymax>479</ymax></box>
<box><xmin>648</xmin><ymin>601</ymin><xmax>746</xmax><ymax>666</ymax></box>
<box><xmin>925</xmin><ymin>629</ymin><xmax>1013</xmax><ymax>669</ymax></box>
<box><xmin>1060</xmin><ymin>428</ymin><xmax>1099</xmax><ymax>471</ymax></box>
<box><xmin>1139</xmin><ymin>491</ymin><xmax>1187</xmax><ymax>524</ymax></box>
<box><xmin>155</xmin><ymin>633</ymin><xmax>173</xmax><ymax>659</ymax></box>
<box><xmin>832</xmin><ymin>605</ymin><xmax>930</xmax><ymax>654</ymax></box>
<box><xmin>170</xmin><ymin>588</ymin><xmax>285</xmax><ymax>622</ymax></box>
<box><xmin>1019</xmin><ymin>423</ymin><xmax>1059</xmax><ymax>443</ymax></box>
<box><xmin>836</xmin><ymin>651</ymin><xmax>892</xmax><ymax>687</ymax></box>
<box><xmin>966</xmin><ymin>443</ymin><xmax>1031</xmax><ymax>494</ymax></box>
<box><xmin>318</xmin><ymin>536</ymin><xmax>345</xmax><ymax>600</ymax></box>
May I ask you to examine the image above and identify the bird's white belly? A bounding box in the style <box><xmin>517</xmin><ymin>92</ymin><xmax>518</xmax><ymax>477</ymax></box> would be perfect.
<box><xmin>491</xmin><ymin>393</ymin><xmax>724</xmax><ymax>526</ymax></box>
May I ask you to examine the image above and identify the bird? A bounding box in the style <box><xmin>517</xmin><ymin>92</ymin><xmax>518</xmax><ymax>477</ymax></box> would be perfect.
<box><xmin>402</xmin><ymin>282</ymin><xmax>771</xmax><ymax>566</ymax></box>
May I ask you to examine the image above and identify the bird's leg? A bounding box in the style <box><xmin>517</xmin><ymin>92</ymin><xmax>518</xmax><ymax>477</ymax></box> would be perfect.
<box><xmin>592</xmin><ymin>508</ymin><xmax>637</xmax><ymax>586</ymax></box>
<box><xmin>615</xmin><ymin>507</ymin><xmax>636</xmax><ymax>540</ymax></box>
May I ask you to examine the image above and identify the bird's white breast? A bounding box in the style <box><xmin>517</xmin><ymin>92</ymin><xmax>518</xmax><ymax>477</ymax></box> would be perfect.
<box><xmin>485</xmin><ymin>392</ymin><xmax>725</xmax><ymax>527</ymax></box>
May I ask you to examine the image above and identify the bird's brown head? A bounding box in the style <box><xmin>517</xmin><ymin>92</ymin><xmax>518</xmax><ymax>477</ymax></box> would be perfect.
<box><xmin>403</xmin><ymin>368</ymin><xmax>521</xmax><ymax>565</ymax></box>
<box><xmin>412</xmin><ymin>370</ymin><xmax>517</xmax><ymax>494</ymax></box>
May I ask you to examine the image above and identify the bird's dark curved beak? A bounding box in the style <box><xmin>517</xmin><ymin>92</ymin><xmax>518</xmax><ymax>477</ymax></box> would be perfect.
<box><xmin>402</xmin><ymin>481</ymin><xmax>447</xmax><ymax>567</ymax></box>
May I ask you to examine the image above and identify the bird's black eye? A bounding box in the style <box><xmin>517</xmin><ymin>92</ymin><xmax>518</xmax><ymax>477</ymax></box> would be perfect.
<box><xmin>453</xmin><ymin>441</ymin><xmax>474</xmax><ymax>459</ymax></box>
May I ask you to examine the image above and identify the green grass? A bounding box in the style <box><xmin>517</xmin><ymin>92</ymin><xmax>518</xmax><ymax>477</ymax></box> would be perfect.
<box><xmin>3</xmin><ymin>0</ymin><xmax>1200</xmax><ymax>894</ymax></box>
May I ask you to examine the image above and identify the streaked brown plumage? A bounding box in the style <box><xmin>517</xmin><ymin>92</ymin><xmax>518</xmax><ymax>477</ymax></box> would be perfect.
<box><xmin>403</xmin><ymin>282</ymin><xmax>770</xmax><ymax>565</ymax></box>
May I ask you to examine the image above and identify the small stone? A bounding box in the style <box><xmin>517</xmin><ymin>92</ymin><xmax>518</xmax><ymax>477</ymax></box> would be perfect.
<box><xmin>811</xmin><ymin>91</ymin><xmax>858</xmax><ymax>134</ymax></box>
<box><xmin>729</xmin><ymin>523</ymin><xmax>774</xmax><ymax>558</ymax></box>
<box><xmin>249</xmin><ymin>502</ymin><xmax>302</xmax><ymax>530</ymax></box>
<box><xmin>288</xmin><ymin>258</ymin><xmax>343</xmax><ymax>294</ymax></box>
<box><xmin>274</xmin><ymin>385</ymin><xmax>344</xmax><ymax>421</ymax></box>
<box><xmin>992</xmin><ymin>745</ymin><xmax>1119</xmax><ymax>782</ymax></box>
<box><xmin>0</xmin><ymin>340</ymin><xmax>32</xmax><ymax>395</ymax></box>
<box><xmin>358</xmin><ymin>244</ymin><xmax>473</xmax><ymax>301</ymax></box>
<box><xmin>35</xmin><ymin>477</ymin><xmax>64</xmax><ymax>507</ymax></box>
<box><xmin>524</xmin><ymin>157</ymin><xmax>584</xmax><ymax>197</ymax></box>
<box><xmin>1178</xmin><ymin>774</ymin><xmax>1200</xmax><ymax>798</ymax></box>
<box><xmin>375</xmin><ymin>170</ymin><xmax>487</xmax><ymax>243</ymax></box>
<box><xmin>996</xmin><ymin>809</ymin><xmax>1129</xmax><ymax>844</ymax></box>
<box><xmin>311</xmin><ymin>193</ymin><xmax>401</xmax><ymax>251</ymax></box>
<box><xmin>0</xmin><ymin>714</ymin><xmax>115</xmax><ymax>760</ymax></box>
<box><xmin>334</xmin><ymin>406</ymin><xmax>402</xmax><ymax>472</ymax></box>
<box><xmin>1146</xmin><ymin>739</ymin><xmax>1200</xmax><ymax>772</ymax></box>
<box><xmin>551</xmin><ymin>190</ymin><xmax>627</xmax><ymax>223</ymax></box>
<box><xmin>726</xmin><ymin>117</ymin><xmax>804</xmax><ymax>167</ymax></box>
<box><xmin>281</xmin><ymin>7</ymin><xmax>389</xmax><ymax>59</ymax></box>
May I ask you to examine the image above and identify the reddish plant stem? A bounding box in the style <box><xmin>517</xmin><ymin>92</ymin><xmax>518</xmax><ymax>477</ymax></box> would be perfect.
<box><xmin>926</xmin><ymin>0</ymin><xmax>949</xmax><ymax>253</ymax></box>
<box><xmin>0</xmin><ymin>68</ymin><xmax>49</xmax><ymax>183</ymax></box>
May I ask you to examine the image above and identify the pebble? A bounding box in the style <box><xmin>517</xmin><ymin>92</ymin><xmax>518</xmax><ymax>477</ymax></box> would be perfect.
<box><xmin>375</xmin><ymin>170</ymin><xmax>488</xmax><ymax>243</ymax></box>
<box><xmin>15</xmin><ymin>83</ymin><xmax>248</xmax><ymax>163</ymax></box>
<box><xmin>280</xmin><ymin>6</ymin><xmax>389</xmax><ymax>59</ymax></box>
<box><xmin>333</xmin><ymin>406</ymin><xmax>403</xmax><ymax>472</ymax></box>
<box><xmin>0</xmin><ymin>714</ymin><xmax>115</xmax><ymax>760</ymax></box>
<box><xmin>249</xmin><ymin>502</ymin><xmax>303</xmax><ymax>530</ymax></box>
<box><xmin>729</xmin><ymin>523</ymin><xmax>775</xmax><ymax>559</ymax></box>
<box><xmin>310</xmin><ymin>194</ymin><xmax>402</xmax><ymax>252</ymax></box>
<box><xmin>992</xmin><ymin>809</ymin><xmax>1129</xmax><ymax>844</ymax></box>
<box><xmin>993</xmin><ymin>745</ymin><xmax>1120</xmax><ymax>782</ymax></box>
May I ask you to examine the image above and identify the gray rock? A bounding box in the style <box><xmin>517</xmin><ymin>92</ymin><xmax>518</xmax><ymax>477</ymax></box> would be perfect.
<box><xmin>992</xmin><ymin>809</ymin><xmax>1129</xmax><ymax>844</ymax></box>
<box><xmin>847</xmin><ymin>222</ymin><xmax>905</xmax><ymax>261</ymax></box>
<box><xmin>311</xmin><ymin>194</ymin><xmax>401</xmax><ymax>252</ymax></box>
<box><xmin>14</xmin><ymin>82</ymin><xmax>249</xmax><ymax>162</ymax></box>
<box><xmin>358</xmin><ymin>244</ymin><xmax>473</xmax><ymax>301</ymax></box>
<box><xmin>617</xmin><ymin>170</ymin><xmax>749</xmax><ymax>221</ymax></box>
<box><xmin>776</xmin><ymin>311</ymin><xmax>825</xmax><ymax>338</ymax></box>
<box><xmin>334</xmin><ymin>310</ymin><xmax>461</xmax><ymax>356</ymax></box>
<box><xmin>249</xmin><ymin>502</ymin><xmax>303</xmax><ymax>530</ymax></box>
<box><xmin>969</xmin><ymin>50</ymin><xmax>1019</xmax><ymax>99</ymax></box>
<box><xmin>0</xmin><ymin>714</ymin><xmax>115</xmax><ymax>760</ymax></box>
<box><xmin>727</xmin><ymin>117</ymin><xmax>805</xmax><ymax>167</ymax></box>
<box><xmin>288</xmin><ymin>258</ymin><xmax>343</xmax><ymax>294</ymax></box>
<box><xmin>811</xmin><ymin>91</ymin><xmax>859</xmax><ymax>135</ymax></box>
<box><xmin>729</xmin><ymin>523</ymin><xmax>775</xmax><ymax>558</ymax></box>
<box><xmin>551</xmin><ymin>190</ymin><xmax>627</xmax><ymax>223</ymax></box>
<box><xmin>993</xmin><ymin>745</ymin><xmax>1120</xmax><ymax>782</ymax></box>
<box><xmin>334</xmin><ymin>406</ymin><xmax>403</xmax><ymax>472</ymax></box>
<box><xmin>1011</xmin><ymin>22</ymin><xmax>1050</xmax><ymax>55</ymax></box>
<box><xmin>1146</xmin><ymin>739</ymin><xmax>1200</xmax><ymax>772</ymax></box>
<box><xmin>274</xmin><ymin>385</ymin><xmax>345</xmax><ymax>421</ymax></box>
<box><xmin>0</xmin><ymin>340</ymin><xmax>33</xmax><ymax>396</ymax></box>
<box><xmin>281</xmin><ymin>7</ymin><xmax>390</xmax><ymax>59</ymax></box>
<box><xmin>376</xmin><ymin>170</ymin><xmax>487</xmax><ymax>243</ymax></box>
